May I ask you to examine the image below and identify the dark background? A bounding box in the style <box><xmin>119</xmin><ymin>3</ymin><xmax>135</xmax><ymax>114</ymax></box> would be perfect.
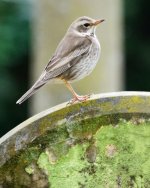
<box><xmin>0</xmin><ymin>0</ymin><xmax>150</xmax><ymax>137</ymax></box>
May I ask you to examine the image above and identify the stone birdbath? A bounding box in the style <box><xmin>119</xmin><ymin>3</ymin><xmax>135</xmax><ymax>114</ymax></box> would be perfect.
<box><xmin>0</xmin><ymin>92</ymin><xmax>150</xmax><ymax>188</ymax></box>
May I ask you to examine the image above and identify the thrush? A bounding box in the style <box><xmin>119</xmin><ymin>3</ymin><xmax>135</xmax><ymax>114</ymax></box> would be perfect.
<box><xmin>16</xmin><ymin>16</ymin><xmax>104</xmax><ymax>105</ymax></box>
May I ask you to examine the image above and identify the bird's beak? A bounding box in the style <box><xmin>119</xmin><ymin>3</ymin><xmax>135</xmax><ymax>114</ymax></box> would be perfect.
<box><xmin>93</xmin><ymin>19</ymin><xmax>105</xmax><ymax>26</ymax></box>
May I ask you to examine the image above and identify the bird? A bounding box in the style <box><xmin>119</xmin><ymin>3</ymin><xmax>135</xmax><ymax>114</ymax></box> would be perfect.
<box><xmin>16</xmin><ymin>16</ymin><xmax>104</xmax><ymax>105</ymax></box>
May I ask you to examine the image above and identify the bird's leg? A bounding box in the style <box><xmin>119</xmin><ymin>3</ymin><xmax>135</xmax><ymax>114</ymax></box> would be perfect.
<box><xmin>63</xmin><ymin>80</ymin><xmax>90</xmax><ymax>104</ymax></box>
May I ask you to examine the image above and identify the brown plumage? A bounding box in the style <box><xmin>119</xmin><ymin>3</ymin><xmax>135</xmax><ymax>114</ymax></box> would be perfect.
<box><xmin>16</xmin><ymin>16</ymin><xmax>104</xmax><ymax>104</ymax></box>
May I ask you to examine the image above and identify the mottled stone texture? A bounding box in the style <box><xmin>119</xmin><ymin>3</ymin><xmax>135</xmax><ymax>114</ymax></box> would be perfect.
<box><xmin>0</xmin><ymin>92</ymin><xmax>150</xmax><ymax>187</ymax></box>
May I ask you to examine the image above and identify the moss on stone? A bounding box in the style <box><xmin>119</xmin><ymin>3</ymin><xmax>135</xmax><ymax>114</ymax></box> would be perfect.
<box><xmin>0</xmin><ymin>115</ymin><xmax>150</xmax><ymax>187</ymax></box>
<box><xmin>37</xmin><ymin>118</ymin><xmax>150</xmax><ymax>188</ymax></box>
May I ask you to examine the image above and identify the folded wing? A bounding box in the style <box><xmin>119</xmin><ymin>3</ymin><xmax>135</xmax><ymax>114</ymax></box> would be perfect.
<box><xmin>16</xmin><ymin>33</ymin><xmax>92</xmax><ymax>104</ymax></box>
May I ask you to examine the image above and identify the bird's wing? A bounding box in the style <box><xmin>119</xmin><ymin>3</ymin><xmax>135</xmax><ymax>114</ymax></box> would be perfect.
<box><xmin>16</xmin><ymin>34</ymin><xmax>92</xmax><ymax>104</ymax></box>
<box><xmin>42</xmin><ymin>33</ymin><xmax>92</xmax><ymax>80</ymax></box>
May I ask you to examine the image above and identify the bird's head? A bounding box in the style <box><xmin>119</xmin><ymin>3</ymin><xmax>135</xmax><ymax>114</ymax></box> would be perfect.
<box><xmin>69</xmin><ymin>16</ymin><xmax>105</xmax><ymax>36</ymax></box>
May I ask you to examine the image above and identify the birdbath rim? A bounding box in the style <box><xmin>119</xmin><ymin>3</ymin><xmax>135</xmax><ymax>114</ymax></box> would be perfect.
<box><xmin>1</xmin><ymin>91</ymin><xmax>150</xmax><ymax>145</ymax></box>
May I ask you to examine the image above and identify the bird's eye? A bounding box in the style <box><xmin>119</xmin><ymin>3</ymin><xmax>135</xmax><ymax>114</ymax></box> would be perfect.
<box><xmin>83</xmin><ymin>23</ymin><xmax>90</xmax><ymax>27</ymax></box>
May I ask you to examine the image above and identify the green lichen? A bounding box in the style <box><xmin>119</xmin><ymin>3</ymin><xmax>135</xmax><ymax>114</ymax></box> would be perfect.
<box><xmin>37</xmin><ymin>144</ymin><xmax>89</xmax><ymax>188</ymax></box>
<box><xmin>0</xmin><ymin>115</ymin><xmax>150</xmax><ymax>187</ymax></box>
<box><xmin>25</xmin><ymin>164</ymin><xmax>35</xmax><ymax>175</ymax></box>
<box><xmin>37</xmin><ymin>119</ymin><xmax>150</xmax><ymax>188</ymax></box>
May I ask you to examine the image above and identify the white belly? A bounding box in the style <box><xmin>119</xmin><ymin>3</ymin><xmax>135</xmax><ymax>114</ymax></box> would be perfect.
<box><xmin>69</xmin><ymin>37</ymin><xmax>101</xmax><ymax>82</ymax></box>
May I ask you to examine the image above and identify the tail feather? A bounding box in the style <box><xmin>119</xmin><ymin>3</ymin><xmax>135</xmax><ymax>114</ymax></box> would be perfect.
<box><xmin>16</xmin><ymin>83</ymin><xmax>45</xmax><ymax>105</ymax></box>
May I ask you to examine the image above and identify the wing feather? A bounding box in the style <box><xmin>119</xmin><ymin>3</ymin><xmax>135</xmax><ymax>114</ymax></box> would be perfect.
<box><xmin>16</xmin><ymin>33</ymin><xmax>92</xmax><ymax>104</ymax></box>
<box><xmin>42</xmin><ymin>33</ymin><xmax>92</xmax><ymax>81</ymax></box>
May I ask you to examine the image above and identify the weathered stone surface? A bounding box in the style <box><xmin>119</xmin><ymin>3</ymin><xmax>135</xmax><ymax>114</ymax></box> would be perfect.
<box><xmin>0</xmin><ymin>92</ymin><xmax>150</xmax><ymax>187</ymax></box>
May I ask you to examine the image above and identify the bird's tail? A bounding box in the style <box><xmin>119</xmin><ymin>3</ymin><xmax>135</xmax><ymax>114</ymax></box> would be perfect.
<box><xmin>16</xmin><ymin>82</ymin><xmax>45</xmax><ymax>105</ymax></box>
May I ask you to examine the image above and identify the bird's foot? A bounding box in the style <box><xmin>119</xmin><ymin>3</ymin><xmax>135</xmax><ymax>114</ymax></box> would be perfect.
<box><xmin>67</xmin><ymin>94</ymin><xmax>92</xmax><ymax>105</ymax></box>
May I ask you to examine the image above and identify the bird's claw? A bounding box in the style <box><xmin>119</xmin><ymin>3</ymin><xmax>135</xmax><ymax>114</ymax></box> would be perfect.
<box><xmin>67</xmin><ymin>94</ymin><xmax>92</xmax><ymax>105</ymax></box>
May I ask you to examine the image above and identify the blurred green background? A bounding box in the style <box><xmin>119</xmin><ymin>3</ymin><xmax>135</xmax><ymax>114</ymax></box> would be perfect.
<box><xmin>0</xmin><ymin>1</ymin><xmax>29</xmax><ymax>136</ymax></box>
<box><xmin>0</xmin><ymin>0</ymin><xmax>150</xmax><ymax>137</ymax></box>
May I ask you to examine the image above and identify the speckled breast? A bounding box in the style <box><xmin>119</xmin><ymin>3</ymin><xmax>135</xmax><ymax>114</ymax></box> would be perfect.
<box><xmin>61</xmin><ymin>36</ymin><xmax>101</xmax><ymax>83</ymax></box>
